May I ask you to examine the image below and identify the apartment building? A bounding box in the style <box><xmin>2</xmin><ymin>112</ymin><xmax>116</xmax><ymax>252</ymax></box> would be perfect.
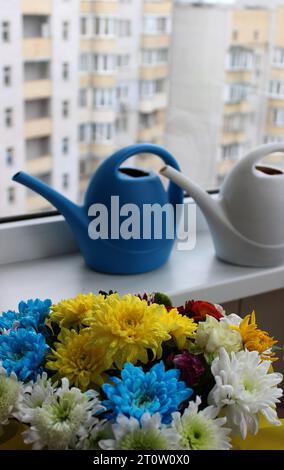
<box><xmin>0</xmin><ymin>0</ymin><xmax>172</xmax><ymax>217</ymax></box>
<box><xmin>167</xmin><ymin>0</ymin><xmax>284</xmax><ymax>189</ymax></box>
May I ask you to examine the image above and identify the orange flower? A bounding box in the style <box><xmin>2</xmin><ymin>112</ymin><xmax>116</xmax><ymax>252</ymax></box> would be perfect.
<box><xmin>233</xmin><ymin>311</ymin><xmax>277</xmax><ymax>361</ymax></box>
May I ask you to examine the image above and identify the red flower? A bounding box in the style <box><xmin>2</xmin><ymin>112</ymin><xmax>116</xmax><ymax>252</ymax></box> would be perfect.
<box><xmin>166</xmin><ymin>350</ymin><xmax>205</xmax><ymax>387</ymax></box>
<box><xmin>177</xmin><ymin>300</ymin><xmax>224</xmax><ymax>322</ymax></box>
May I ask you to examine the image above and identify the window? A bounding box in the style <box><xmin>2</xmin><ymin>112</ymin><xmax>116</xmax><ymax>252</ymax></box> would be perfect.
<box><xmin>79</xmin><ymin>123</ymin><xmax>87</xmax><ymax>142</ymax></box>
<box><xmin>223</xmin><ymin>113</ymin><xmax>253</xmax><ymax>133</ymax></box>
<box><xmin>224</xmin><ymin>83</ymin><xmax>250</xmax><ymax>103</ymax></box>
<box><xmin>139</xmin><ymin>112</ymin><xmax>157</xmax><ymax>129</ymax></box>
<box><xmin>143</xmin><ymin>16</ymin><xmax>170</xmax><ymax>35</ymax></box>
<box><xmin>94</xmin><ymin>17</ymin><xmax>115</xmax><ymax>36</ymax></box>
<box><xmin>80</xmin><ymin>17</ymin><xmax>87</xmax><ymax>36</ymax></box>
<box><xmin>4</xmin><ymin>108</ymin><xmax>13</xmax><ymax>127</ymax></box>
<box><xmin>273</xmin><ymin>108</ymin><xmax>284</xmax><ymax>126</ymax></box>
<box><xmin>116</xmin><ymin>84</ymin><xmax>129</xmax><ymax>100</ymax></box>
<box><xmin>253</xmin><ymin>30</ymin><xmax>259</xmax><ymax>41</ymax></box>
<box><xmin>92</xmin><ymin>122</ymin><xmax>114</xmax><ymax>143</ymax></box>
<box><xmin>116</xmin><ymin>114</ymin><xmax>128</xmax><ymax>133</ymax></box>
<box><xmin>80</xmin><ymin>54</ymin><xmax>89</xmax><ymax>72</ymax></box>
<box><xmin>264</xmin><ymin>135</ymin><xmax>284</xmax><ymax>144</ymax></box>
<box><xmin>117</xmin><ymin>20</ymin><xmax>131</xmax><ymax>37</ymax></box>
<box><xmin>142</xmin><ymin>48</ymin><xmax>168</xmax><ymax>65</ymax></box>
<box><xmin>62</xmin><ymin>101</ymin><xmax>69</xmax><ymax>118</ymax></box>
<box><xmin>2</xmin><ymin>21</ymin><xmax>10</xmax><ymax>42</ymax></box>
<box><xmin>269</xmin><ymin>80</ymin><xmax>284</xmax><ymax>98</ymax></box>
<box><xmin>227</xmin><ymin>47</ymin><xmax>254</xmax><ymax>71</ymax></box>
<box><xmin>2</xmin><ymin>2</ymin><xmax>284</xmax><ymax>221</ymax></box>
<box><xmin>232</xmin><ymin>30</ymin><xmax>238</xmax><ymax>41</ymax></box>
<box><xmin>62</xmin><ymin>21</ymin><xmax>69</xmax><ymax>40</ymax></box>
<box><xmin>62</xmin><ymin>173</ymin><xmax>69</xmax><ymax>189</ymax></box>
<box><xmin>273</xmin><ymin>47</ymin><xmax>284</xmax><ymax>67</ymax></box>
<box><xmin>221</xmin><ymin>143</ymin><xmax>245</xmax><ymax>161</ymax></box>
<box><xmin>7</xmin><ymin>187</ymin><xmax>15</xmax><ymax>204</ymax></box>
<box><xmin>140</xmin><ymin>79</ymin><xmax>165</xmax><ymax>98</ymax></box>
<box><xmin>3</xmin><ymin>66</ymin><xmax>11</xmax><ymax>86</ymax></box>
<box><xmin>62</xmin><ymin>63</ymin><xmax>69</xmax><ymax>80</ymax></box>
<box><xmin>93</xmin><ymin>54</ymin><xmax>116</xmax><ymax>73</ymax></box>
<box><xmin>93</xmin><ymin>88</ymin><xmax>115</xmax><ymax>108</ymax></box>
<box><xmin>117</xmin><ymin>54</ymin><xmax>130</xmax><ymax>68</ymax></box>
<box><xmin>79</xmin><ymin>89</ymin><xmax>88</xmax><ymax>107</ymax></box>
<box><xmin>6</xmin><ymin>147</ymin><xmax>14</xmax><ymax>165</ymax></box>
<box><xmin>62</xmin><ymin>138</ymin><xmax>69</xmax><ymax>155</ymax></box>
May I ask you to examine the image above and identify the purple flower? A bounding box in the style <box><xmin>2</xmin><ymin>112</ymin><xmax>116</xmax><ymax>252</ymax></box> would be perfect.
<box><xmin>167</xmin><ymin>351</ymin><xmax>205</xmax><ymax>387</ymax></box>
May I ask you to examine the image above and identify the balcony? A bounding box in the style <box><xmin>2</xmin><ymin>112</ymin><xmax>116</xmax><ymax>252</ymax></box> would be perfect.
<box><xmin>141</xmin><ymin>35</ymin><xmax>171</xmax><ymax>49</ymax></box>
<box><xmin>139</xmin><ymin>93</ymin><xmax>168</xmax><ymax>113</ymax></box>
<box><xmin>80</xmin><ymin>1</ymin><xmax>118</xmax><ymax>14</ymax></box>
<box><xmin>140</xmin><ymin>65</ymin><xmax>168</xmax><ymax>80</ymax></box>
<box><xmin>79</xmin><ymin>177</ymin><xmax>89</xmax><ymax>193</ymax></box>
<box><xmin>80</xmin><ymin>38</ymin><xmax>117</xmax><ymax>53</ymax></box>
<box><xmin>138</xmin><ymin>124</ymin><xmax>164</xmax><ymax>142</ymax></box>
<box><xmin>26</xmin><ymin>155</ymin><xmax>52</xmax><ymax>175</ymax></box>
<box><xmin>221</xmin><ymin>132</ymin><xmax>246</xmax><ymax>145</ymax></box>
<box><xmin>224</xmin><ymin>101</ymin><xmax>251</xmax><ymax>113</ymax></box>
<box><xmin>25</xmin><ymin>118</ymin><xmax>52</xmax><ymax>139</ymax></box>
<box><xmin>266</xmin><ymin>124</ymin><xmax>284</xmax><ymax>136</ymax></box>
<box><xmin>92</xmin><ymin>143</ymin><xmax>116</xmax><ymax>158</ymax></box>
<box><xmin>91</xmin><ymin>75</ymin><xmax>117</xmax><ymax>88</ymax></box>
<box><xmin>226</xmin><ymin>71</ymin><xmax>253</xmax><ymax>85</ymax></box>
<box><xmin>27</xmin><ymin>194</ymin><xmax>51</xmax><ymax>212</ymax></box>
<box><xmin>24</xmin><ymin>80</ymin><xmax>51</xmax><ymax>100</ymax></box>
<box><xmin>80</xmin><ymin>109</ymin><xmax>116</xmax><ymax>123</ymax></box>
<box><xmin>22</xmin><ymin>0</ymin><xmax>52</xmax><ymax>15</ymax></box>
<box><xmin>23</xmin><ymin>38</ymin><xmax>51</xmax><ymax>60</ymax></box>
<box><xmin>144</xmin><ymin>2</ymin><xmax>172</xmax><ymax>15</ymax></box>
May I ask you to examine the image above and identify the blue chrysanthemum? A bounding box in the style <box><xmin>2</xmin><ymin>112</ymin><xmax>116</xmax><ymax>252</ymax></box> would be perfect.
<box><xmin>18</xmin><ymin>298</ymin><xmax>52</xmax><ymax>332</ymax></box>
<box><xmin>102</xmin><ymin>361</ymin><xmax>193</xmax><ymax>424</ymax></box>
<box><xmin>0</xmin><ymin>328</ymin><xmax>49</xmax><ymax>381</ymax></box>
<box><xmin>0</xmin><ymin>299</ymin><xmax>51</xmax><ymax>333</ymax></box>
<box><xmin>0</xmin><ymin>310</ymin><xmax>18</xmax><ymax>331</ymax></box>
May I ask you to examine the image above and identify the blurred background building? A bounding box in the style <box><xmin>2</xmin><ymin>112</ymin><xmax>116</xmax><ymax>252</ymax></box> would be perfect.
<box><xmin>0</xmin><ymin>0</ymin><xmax>284</xmax><ymax>217</ymax></box>
<box><xmin>0</xmin><ymin>0</ymin><xmax>172</xmax><ymax>217</ymax></box>
<box><xmin>167</xmin><ymin>0</ymin><xmax>284</xmax><ymax>188</ymax></box>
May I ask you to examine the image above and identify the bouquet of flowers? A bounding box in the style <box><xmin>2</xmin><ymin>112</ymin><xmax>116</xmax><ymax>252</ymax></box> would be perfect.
<box><xmin>0</xmin><ymin>291</ymin><xmax>283</xmax><ymax>450</ymax></box>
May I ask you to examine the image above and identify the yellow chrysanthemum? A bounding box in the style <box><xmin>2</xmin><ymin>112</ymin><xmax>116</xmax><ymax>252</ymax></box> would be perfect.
<box><xmin>160</xmin><ymin>308</ymin><xmax>197</xmax><ymax>349</ymax></box>
<box><xmin>232</xmin><ymin>311</ymin><xmax>277</xmax><ymax>361</ymax></box>
<box><xmin>48</xmin><ymin>293</ymin><xmax>106</xmax><ymax>329</ymax></box>
<box><xmin>46</xmin><ymin>328</ymin><xmax>111</xmax><ymax>389</ymax></box>
<box><xmin>85</xmin><ymin>294</ymin><xmax>172</xmax><ymax>369</ymax></box>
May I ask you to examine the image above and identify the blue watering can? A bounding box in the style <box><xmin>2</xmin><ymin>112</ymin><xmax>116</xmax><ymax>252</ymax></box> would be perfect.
<box><xmin>13</xmin><ymin>144</ymin><xmax>183</xmax><ymax>274</ymax></box>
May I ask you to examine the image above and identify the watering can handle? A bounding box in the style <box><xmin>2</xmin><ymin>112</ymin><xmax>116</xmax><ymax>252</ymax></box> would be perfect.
<box><xmin>239</xmin><ymin>143</ymin><xmax>284</xmax><ymax>172</ymax></box>
<box><xmin>104</xmin><ymin>143</ymin><xmax>184</xmax><ymax>205</ymax></box>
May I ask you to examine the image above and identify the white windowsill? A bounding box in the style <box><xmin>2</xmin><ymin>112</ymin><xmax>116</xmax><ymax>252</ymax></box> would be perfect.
<box><xmin>1</xmin><ymin>230</ymin><xmax>284</xmax><ymax>312</ymax></box>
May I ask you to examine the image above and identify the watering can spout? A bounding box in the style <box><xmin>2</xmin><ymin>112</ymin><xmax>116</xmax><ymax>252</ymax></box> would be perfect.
<box><xmin>12</xmin><ymin>171</ymin><xmax>86</xmax><ymax>229</ymax></box>
<box><xmin>160</xmin><ymin>165</ymin><xmax>229</xmax><ymax>232</ymax></box>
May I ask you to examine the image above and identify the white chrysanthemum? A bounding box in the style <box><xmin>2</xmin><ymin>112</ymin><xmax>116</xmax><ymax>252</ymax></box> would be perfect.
<box><xmin>220</xmin><ymin>313</ymin><xmax>242</xmax><ymax>327</ymax></box>
<box><xmin>195</xmin><ymin>315</ymin><xmax>242</xmax><ymax>361</ymax></box>
<box><xmin>14</xmin><ymin>372</ymin><xmax>57</xmax><ymax>422</ymax></box>
<box><xmin>76</xmin><ymin>419</ymin><xmax>111</xmax><ymax>450</ymax></box>
<box><xmin>214</xmin><ymin>304</ymin><xmax>226</xmax><ymax>317</ymax></box>
<box><xmin>22</xmin><ymin>378</ymin><xmax>102</xmax><ymax>449</ymax></box>
<box><xmin>99</xmin><ymin>413</ymin><xmax>180</xmax><ymax>450</ymax></box>
<box><xmin>171</xmin><ymin>396</ymin><xmax>231</xmax><ymax>450</ymax></box>
<box><xmin>208</xmin><ymin>348</ymin><xmax>283</xmax><ymax>439</ymax></box>
<box><xmin>0</xmin><ymin>366</ymin><xmax>21</xmax><ymax>435</ymax></box>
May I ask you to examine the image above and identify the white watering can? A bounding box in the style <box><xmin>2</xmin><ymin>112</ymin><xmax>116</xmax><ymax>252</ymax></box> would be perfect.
<box><xmin>161</xmin><ymin>143</ymin><xmax>284</xmax><ymax>267</ymax></box>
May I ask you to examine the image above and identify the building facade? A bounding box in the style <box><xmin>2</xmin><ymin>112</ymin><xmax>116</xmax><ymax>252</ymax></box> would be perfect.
<box><xmin>167</xmin><ymin>0</ymin><xmax>284</xmax><ymax>189</ymax></box>
<box><xmin>0</xmin><ymin>0</ymin><xmax>172</xmax><ymax>217</ymax></box>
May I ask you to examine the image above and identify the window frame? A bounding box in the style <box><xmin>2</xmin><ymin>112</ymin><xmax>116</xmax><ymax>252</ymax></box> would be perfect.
<box><xmin>0</xmin><ymin>194</ymin><xmax>214</xmax><ymax>267</ymax></box>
